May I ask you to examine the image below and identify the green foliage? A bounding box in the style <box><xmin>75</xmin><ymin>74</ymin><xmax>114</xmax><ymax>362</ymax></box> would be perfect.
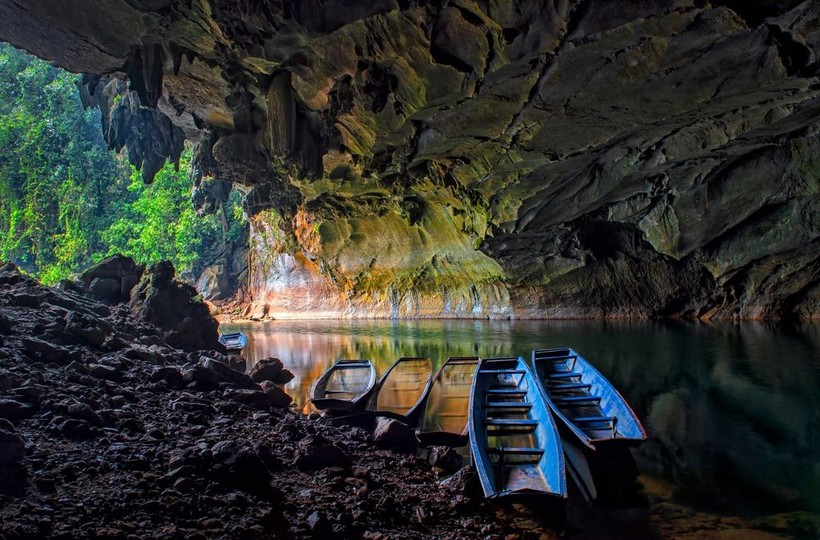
<box><xmin>101</xmin><ymin>151</ymin><xmax>223</xmax><ymax>274</ymax></box>
<box><xmin>0</xmin><ymin>44</ymin><xmax>247</xmax><ymax>284</ymax></box>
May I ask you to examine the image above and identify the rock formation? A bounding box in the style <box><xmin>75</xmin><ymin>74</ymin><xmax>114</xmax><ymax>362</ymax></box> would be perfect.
<box><xmin>1</xmin><ymin>0</ymin><xmax>817</xmax><ymax>319</ymax></box>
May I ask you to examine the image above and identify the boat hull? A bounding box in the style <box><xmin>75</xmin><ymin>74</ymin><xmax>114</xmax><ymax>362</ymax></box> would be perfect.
<box><xmin>311</xmin><ymin>359</ymin><xmax>376</xmax><ymax>412</ymax></box>
<box><xmin>417</xmin><ymin>357</ymin><xmax>479</xmax><ymax>446</ymax></box>
<box><xmin>218</xmin><ymin>332</ymin><xmax>247</xmax><ymax>352</ymax></box>
<box><xmin>532</xmin><ymin>347</ymin><xmax>647</xmax><ymax>449</ymax></box>
<box><xmin>367</xmin><ymin>357</ymin><xmax>433</xmax><ymax>426</ymax></box>
<box><xmin>468</xmin><ymin>357</ymin><xmax>567</xmax><ymax>500</ymax></box>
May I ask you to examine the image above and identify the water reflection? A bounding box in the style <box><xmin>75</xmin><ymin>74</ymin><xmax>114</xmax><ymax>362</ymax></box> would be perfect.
<box><xmin>223</xmin><ymin>319</ymin><xmax>820</xmax><ymax>516</ymax></box>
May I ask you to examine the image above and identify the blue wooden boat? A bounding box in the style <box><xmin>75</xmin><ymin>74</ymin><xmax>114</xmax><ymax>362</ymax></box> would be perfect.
<box><xmin>468</xmin><ymin>357</ymin><xmax>567</xmax><ymax>500</ymax></box>
<box><xmin>218</xmin><ymin>331</ymin><xmax>247</xmax><ymax>352</ymax></box>
<box><xmin>532</xmin><ymin>347</ymin><xmax>647</xmax><ymax>449</ymax></box>
<box><xmin>417</xmin><ymin>356</ymin><xmax>479</xmax><ymax>446</ymax></box>
<box><xmin>367</xmin><ymin>357</ymin><xmax>433</xmax><ymax>425</ymax></box>
<box><xmin>310</xmin><ymin>359</ymin><xmax>377</xmax><ymax>412</ymax></box>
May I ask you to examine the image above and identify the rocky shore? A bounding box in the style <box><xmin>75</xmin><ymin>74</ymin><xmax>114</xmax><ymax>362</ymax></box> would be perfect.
<box><xmin>0</xmin><ymin>257</ymin><xmax>542</xmax><ymax>539</ymax></box>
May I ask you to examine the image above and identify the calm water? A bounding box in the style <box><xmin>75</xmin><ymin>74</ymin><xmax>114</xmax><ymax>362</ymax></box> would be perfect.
<box><xmin>223</xmin><ymin>319</ymin><xmax>820</xmax><ymax>518</ymax></box>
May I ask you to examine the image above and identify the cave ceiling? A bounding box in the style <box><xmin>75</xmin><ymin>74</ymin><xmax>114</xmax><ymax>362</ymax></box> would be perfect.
<box><xmin>1</xmin><ymin>0</ymin><xmax>818</xmax><ymax>319</ymax></box>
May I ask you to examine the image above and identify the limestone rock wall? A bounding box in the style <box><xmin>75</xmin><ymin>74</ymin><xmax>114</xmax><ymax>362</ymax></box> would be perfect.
<box><xmin>1</xmin><ymin>0</ymin><xmax>818</xmax><ymax>319</ymax></box>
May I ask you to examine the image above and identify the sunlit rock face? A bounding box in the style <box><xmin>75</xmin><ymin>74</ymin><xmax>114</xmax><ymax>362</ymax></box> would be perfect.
<box><xmin>2</xmin><ymin>0</ymin><xmax>818</xmax><ymax>319</ymax></box>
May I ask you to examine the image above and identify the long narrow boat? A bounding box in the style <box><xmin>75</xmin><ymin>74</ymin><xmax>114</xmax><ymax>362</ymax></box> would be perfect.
<box><xmin>218</xmin><ymin>332</ymin><xmax>247</xmax><ymax>353</ymax></box>
<box><xmin>532</xmin><ymin>347</ymin><xmax>647</xmax><ymax>449</ymax></box>
<box><xmin>310</xmin><ymin>359</ymin><xmax>377</xmax><ymax>412</ymax></box>
<box><xmin>367</xmin><ymin>357</ymin><xmax>433</xmax><ymax>425</ymax></box>
<box><xmin>468</xmin><ymin>357</ymin><xmax>567</xmax><ymax>500</ymax></box>
<box><xmin>417</xmin><ymin>356</ymin><xmax>479</xmax><ymax>446</ymax></box>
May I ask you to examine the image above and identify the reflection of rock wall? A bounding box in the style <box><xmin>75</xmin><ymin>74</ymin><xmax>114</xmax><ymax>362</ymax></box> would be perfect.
<box><xmin>3</xmin><ymin>1</ymin><xmax>819</xmax><ymax>319</ymax></box>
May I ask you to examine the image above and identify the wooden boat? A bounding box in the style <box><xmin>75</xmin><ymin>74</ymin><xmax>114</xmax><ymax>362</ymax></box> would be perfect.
<box><xmin>417</xmin><ymin>356</ymin><xmax>479</xmax><ymax>446</ymax></box>
<box><xmin>468</xmin><ymin>357</ymin><xmax>567</xmax><ymax>500</ymax></box>
<box><xmin>367</xmin><ymin>357</ymin><xmax>433</xmax><ymax>425</ymax></box>
<box><xmin>218</xmin><ymin>332</ymin><xmax>247</xmax><ymax>352</ymax></box>
<box><xmin>532</xmin><ymin>347</ymin><xmax>647</xmax><ymax>449</ymax></box>
<box><xmin>310</xmin><ymin>359</ymin><xmax>377</xmax><ymax>412</ymax></box>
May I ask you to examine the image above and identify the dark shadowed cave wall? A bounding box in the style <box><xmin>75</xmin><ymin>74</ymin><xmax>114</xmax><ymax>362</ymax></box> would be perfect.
<box><xmin>0</xmin><ymin>0</ymin><xmax>817</xmax><ymax>319</ymax></box>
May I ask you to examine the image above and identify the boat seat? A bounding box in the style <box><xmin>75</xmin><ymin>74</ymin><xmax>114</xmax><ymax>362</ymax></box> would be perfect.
<box><xmin>481</xmin><ymin>369</ymin><xmax>526</xmax><ymax>375</ymax></box>
<box><xmin>548</xmin><ymin>383</ymin><xmax>591</xmax><ymax>391</ymax></box>
<box><xmin>484</xmin><ymin>419</ymin><xmax>538</xmax><ymax>426</ymax></box>
<box><xmin>574</xmin><ymin>416</ymin><xmax>615</xmax><ymax>424</ymax></box>
<box><xmin>547</xmin><ymin>372</ymin><xmax>581</xmax><ymax>379</ymax></box>
<box><xmin>486</xmin><ymin>402</ymin><xmax>533</xmax><ymax>409</ymax></box>
<box><xmin>323</xmin><ymin>390</ymin><xmax>356</xmax><ymax>394</ymax></box>
<box><xmin>554</xmin><ymin>396</ymin><xmax>601</xmax><ymax>404</ymax></box>
<box><xmin>488</xmin><ymin>447</ymin><xmax>544</xmax><ymax>456</ymax></box>
<box><xmin>542</xmin><ymin>355</ymin><xmax>577</xmax><ymax>362</ymax></box>
<box><xmin>486</xmin><ymin>389</ymin><xmax>527</xmax><ymax>397</ymax></box>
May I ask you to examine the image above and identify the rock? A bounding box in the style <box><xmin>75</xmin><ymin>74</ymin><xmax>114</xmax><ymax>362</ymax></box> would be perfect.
<box><xmin>440</xmin><ymin>465</ymin><xmax>484</xmax><ymax>500</ymax></box>
<box><xmin>372</xmin><ymin>417</ymin><xmax>417</xmax><ymax>452</ymax></box>
<box><xmin>87</xmin><ymin>363</ymin><xmax>120</xmax><ymax>381</ymax></box>
<box><xmin>80</xmin><ymin>254</ymin><xmax>139</xmax><ymax>285</ymax></box>
<box><xmin>89</xmin><ymin>277</ymin><xmax>121</xmax><ymax>300</ymax></box>
<box><xmin>249</xmin><ymin>357</ymin><xmax>283</xmax><ymax>383</ymax></box>
<box><xmin>428</xmin><ymin>446</ymin><xmax>463</xmax><ymax>474</ymax></box>
<box><xmin>150</xmin><ymin>366</ymin><xmax>183</xmax><ymax>388</ymax></box>
<box><xmin>22</xmin><ymin>337</ymin><xmax>70</xmax><ymax>364</ymax></box>
<box><xmin>0</xmin><ymin>372</ymin><xmax>12</xmax><ymax>391</ymax></box>
<box><xmin>182</xmin><ymin>366</ymin><xmax>220</xmax><ymax>390</ymax></box>
<box><xmin>0</xmin><ymin>399</ymin><xmax>35</xmax><ymax>422</ymax></box>
<box><xmin>258</xmin><ymin>381</ymin><xmax>293</xmax><ymax>408</ymax></box>
<box><xmin>57</xmin><ymin>418</ymin><xmax>100</xmax><ymax>439</ymax></box>
<box><xmin>306</xmin><ymin>511</ymin><xmax>331</xmax><ymax>536</ymax></box>
<box><xmin>295</xmin><ymin>435</ymin><xmax>351</xmax><ymax>470</ymax></box>
<box><xmin>223</xmin><ymin>388</ymin><xmax>271</xmax><ymax>409</ymax></box>
<box><xmin>0</xmin><ymin>429</ymin><xmax>25</xmax><ymax>464</ymax></box>
<box><xmin>228</xmin><ymin>355</ymin><xmax>246</xmax><ymax>373</ymax></box>
<box><xmin>210</xmin><ymin>441</ymin><xmax>273</xmax><ymax>495</ymax></box>
<box><xmin>0</xmin><ymin>311</ymin><xmax>12</xmax><ymax>333</ymax></box>
<box><xmin>67</xmin><ymin>403</ymin><xmax>103</xmax><ymax>426</ymax></box>
<box><xmin>64</xmin><ymin>311</ymin><xmax>111</xmax><ymax>347</ymax></box>
<box><xmin>200</xmin><ymin>357</ymin><xmax>254</xmax><ymax>388</ymax></box>
<box><xmin>275</xmin><ymin>368</ymin><xmax>294</xmax><ymax>385</ymax></box>
<box><xmin>195</xmin><ymin>263</ymin><xmax>233</xmax><ymax>301</ymax></box>
<box><xmin>129</xmin><ymin>261</ymin><xmax>221</xmax><ymax>351</ymax></box>
<box><xmin>0</xmin><ymin>463</ymin><xmax>27</xmax><ymax>496</ymax></box>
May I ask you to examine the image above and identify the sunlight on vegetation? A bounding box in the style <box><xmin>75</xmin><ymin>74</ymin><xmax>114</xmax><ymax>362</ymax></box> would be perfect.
<box><xmin>0</xmin><ymin>44</ymin><xmax>246</xmax><ymax>284</ymax></box>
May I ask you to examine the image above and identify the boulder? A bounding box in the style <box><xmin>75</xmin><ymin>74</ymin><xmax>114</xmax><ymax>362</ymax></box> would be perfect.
<box><xmin>295</xmin><ymin>434</ymin><xmax>351</xmax><ymax>470</ymax></box>
<box><xmin>372</xmin><ymin>417</ymin><xmax>417</xmax><ymax>452</ymax></box>
<box><xmin>128</xmin><ymin>260</ymin><xmax>221</xmax><ymax>351</ymax></box>
<box><xmin>150</xmin><ymin>366</ymin><xmax>183</xmax><ymax>388</ymax></box>
<box><xmin>223</xmin><ymin>388</ymin><xmax>271</xmax><ymax>409</ymax></box>
<box><xmin>200</xmin><ymin>357</ymin><xmax>254</xmax><ymax>388</ymax></box>
<box><xmin>89</xmin><ymin>277</ymin><xmax>121</xmax><ymax>300</ymax></box>
<box><xmin>259</xmin><ymin>381</ymin><xmax>293</xmax><ymax>408</ymax></box>
<box><xmin>428</xmin><ymin>445</ymin><xmax>463</xmax><ymax>474</ymax></box>
<box><xmin>182</xmin><ymin>366</ymin><xmax>220</xmax><ymax>390</ymax></box>
<box><xmin>64</xmin><ymin>311</ymin><xmax>112</xmax><ymax>347</ymax></box>
<box><xmin>0</xmin><ymin>429</ymin><xmax>25</xmax><ymax>464</ymax></box>
<box><xmin>0</xmin><ymin>399</ymin><xmax>35</xmax><ymax>422</ymax></box>
<box><xmin>80</xmin><ymin>255</ymin><xmax>143</xmax><ymax>303</ymax></box>
<box><xmin>80</xmin><ymin>254</ymin><xmax>139</xmax><ymax>284</ymax></box>
<box><xmin>249</xmin><ymin>357</ymin><xmax>284</xmax><ymax>383</ymax></box>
